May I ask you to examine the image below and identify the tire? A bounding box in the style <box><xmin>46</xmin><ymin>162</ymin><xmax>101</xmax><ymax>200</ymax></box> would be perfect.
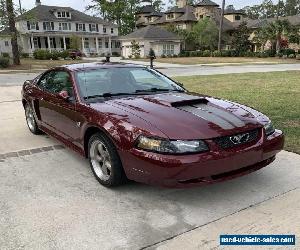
<box><xmin>88</xmin><ymin>132</ymin><xmax>127</xmax><ymax>187</ymax></box>
<box><xmin>25</xmin><ymin>103</ymin><xmax>42</xmax><ymax>135</ymax></box>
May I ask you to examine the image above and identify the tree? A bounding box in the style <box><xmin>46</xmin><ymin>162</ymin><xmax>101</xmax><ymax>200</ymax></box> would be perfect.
<box><xmin>231</xmin><ymin>22</ymin><xmax>252</xmax><ymax>53</ymax></box>
<box><xmin>6</xmin><ymin>0</ymin><xmax>20</xmax><ymax>65</ymax></box>
<box><xmin>87</xmin><ymin>0</ymin><xmax>164</xmax><ymax>35</ymax></box>
<box><xmin>192</xmin><ymin>18</ymin><xmax>219</xmax><ymax>50</ymax></box>
<box><xmin>166</xmin><ymin>24</ymin><xmax>194</xmax><ymax>50</ymax></box>
<box><xmin>255</xmin><ymin>19</ymin><xmax>297</xmax><ymax>52</ymax></box>
<box><xmin>131</xmin><ymin>40</ymin><xmax>141</xmax><ymax>58</ymax></box>
<box><xmin>141</xmin><ymin>0</ymin><xmax>164</xmax><ymax>11</ymax></box>
<box><xmin>70</xmin><ymin>35</ymin><xmax>81</xmax><ymax>50</ymax></box>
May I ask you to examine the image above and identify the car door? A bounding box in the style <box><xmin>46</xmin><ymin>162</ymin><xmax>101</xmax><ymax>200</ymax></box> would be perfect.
<box><xmin>37</xmin><ymin>70</ymin><xmax>82</xmax><ymax>146</ymax></box>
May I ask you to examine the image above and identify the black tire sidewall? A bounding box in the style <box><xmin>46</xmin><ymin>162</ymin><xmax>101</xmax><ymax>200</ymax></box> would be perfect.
<box><xmin>25</xmin><ymin>104</ymin><xmax>40</xmax><ymax>135</ymax></box>
<box><xmin>88</xmin><ymin>132</ymin><xmax>126</xmax><ymax>187</ymax></box>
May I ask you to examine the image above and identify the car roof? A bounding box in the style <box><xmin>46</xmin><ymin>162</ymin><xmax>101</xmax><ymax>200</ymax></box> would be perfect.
<box><xmin>61</xmin><ymin>62</ymin><xmax>146</xmax><ymax>72</ymax></box>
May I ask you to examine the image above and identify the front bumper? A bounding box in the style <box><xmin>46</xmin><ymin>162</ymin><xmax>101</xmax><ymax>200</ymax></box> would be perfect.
<box><xmin>120</xmin><ymin>129</ymin><xmax>284</xmax><ymax>188</ymax></box>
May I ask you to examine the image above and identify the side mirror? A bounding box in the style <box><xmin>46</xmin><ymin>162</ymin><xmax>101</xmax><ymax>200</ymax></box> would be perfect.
<box><xmin>58</xmin><ymin>90</ymin><xmax>70</xmax><ymax>101</ymax></box>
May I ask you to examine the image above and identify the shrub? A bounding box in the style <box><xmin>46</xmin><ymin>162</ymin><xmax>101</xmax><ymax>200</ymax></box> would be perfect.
<box><xmin>296</xmin><ymin>54</ymin><xmax>300</xmax><ymax>60</ymax></box>
<box><xmin>21</xmin><ymin>53</ymin><xmax>29</xmax><ymax>58</ymax></box>
<box><xmin>0</xmin><ymin>56</ymin><xmax>10</xmax><ymax>68</ymax></box>
<box><xmin>161</xmin><ymin>54</ymin><xmax>166</xmax><ymax>58</ymax></box>
<box><xmin>112</xmin><ymin>51</ymin><xmax>120</xmax><ymax>57</ymax></box>
<box><xmin>220</xmin><ymin>50</ymin><xmax>231</xmax><ymax>57</ymax></box>
<box><xmin>202</xmin><ymin>50</ymin><xmax>211</xmax><ymax>57</ymax></box>
<box><xmin>1</xmin><ymin>52</ymin><xmax>9</xmax><ymax>58</ymax></box>
<box><xmin>280</xmin><ymin>48</ymin><xmax>295</xmax><ymax>56</ymax></box>
<box><xmin>50</xmin><ymin>51</ymin><xmax>60</xmax><ymax>60</ymax></box>
<box><xmin>212</xmin><ymin>50</ymin><xmax>221</xmax><ymax>57</ymax></box>
<box><xmin>288</xmin><ymin>54</ymin><xmax>296</xmax><ymax>58</ymax></box>
<box><xmin>276</xmin><ymin>52</ymin><xmax>283</xmax><ymax>58</ymax></box>
<box><xmin>173</xmin><ymin>54</ymin><xmax>178</xmax><ymax>58</ymax></box>
<box><xmin>33</xmin><ymin>49</ymin><xmax>51</xmax><ymax>60</ymax></box>
<box><xmin>60</xmin><ymin>50</ymin><xmax>69</xmax><ymax>59</ymax></box>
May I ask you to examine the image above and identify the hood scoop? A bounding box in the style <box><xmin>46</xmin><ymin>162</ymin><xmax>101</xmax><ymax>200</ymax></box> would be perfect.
<box><xmin>171</xmin><ymin>98</ymin><xmax>209</xmax><ymax>108</ymax></box>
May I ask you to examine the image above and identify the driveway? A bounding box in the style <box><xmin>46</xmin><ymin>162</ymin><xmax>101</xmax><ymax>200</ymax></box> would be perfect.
<box><xmin>0</xmin><ymin>76</ymin><xmax>300</xmax><ymax>249</ymax></box>
<box><xmin>1</xmin><ymin>63</ymin><xmax>300</xmax><ymax>86</ymax></box>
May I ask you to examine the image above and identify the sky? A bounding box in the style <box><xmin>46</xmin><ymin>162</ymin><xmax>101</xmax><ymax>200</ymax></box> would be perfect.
<box><xmin>13</xmin><ymin>0</ymin><xmax>281</xmax><ymax>13</ymax></box>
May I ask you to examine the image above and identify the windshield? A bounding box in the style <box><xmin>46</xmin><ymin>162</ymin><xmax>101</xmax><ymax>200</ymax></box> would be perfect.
<box><xmin>75</xmin><ymin>67</ymin><xmax>184</xmax><ymax>100</ymax></box>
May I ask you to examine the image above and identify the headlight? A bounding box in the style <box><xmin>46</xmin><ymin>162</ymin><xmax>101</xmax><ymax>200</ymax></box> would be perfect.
<box><xmin>264</xmin><ymin>121</ymin><xmax>275</xmax><ymax>136</ymax></box>
<box><xmin>136</xmin><ymin>136</ymin><xmax>209</xmax><ymax>154</ymax></box>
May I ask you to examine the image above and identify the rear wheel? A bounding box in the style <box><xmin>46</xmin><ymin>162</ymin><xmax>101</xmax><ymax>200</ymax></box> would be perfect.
<box><xmin>88</xmin><ymin>132</ymin><xmax>127</xmax><ymax>187</ymax></box>
<box><xmin>25</xmin><ymin>104</ymin><xmax>41</xmax><ymax>135</ymax></box>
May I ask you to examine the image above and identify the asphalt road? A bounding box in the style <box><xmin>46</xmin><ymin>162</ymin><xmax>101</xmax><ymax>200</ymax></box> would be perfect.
<box><xmin>0</xmin><ymin>72</ymin><xmax>299</xmax><ymax>249</ymax></box>
<box><xmin>1</xmin><ymin>63</ymin><xmax>300</xmax><ymax>86</ymax></box>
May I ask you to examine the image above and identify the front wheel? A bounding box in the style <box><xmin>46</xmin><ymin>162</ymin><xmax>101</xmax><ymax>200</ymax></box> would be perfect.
<box><xmin>25</xmin><ymin>104</ymin><xmax>41</xmax><ymax>135</ymax></box>
<box><xmin>88</xmin><ymin>133</ymin><xmax>127</xmax><ymax>187</ymax></box>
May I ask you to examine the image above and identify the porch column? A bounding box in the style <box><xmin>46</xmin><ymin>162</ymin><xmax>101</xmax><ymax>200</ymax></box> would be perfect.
<box><xmin>63</xmin><ymin>36</ymin><xmax>66</xmax><ymax>50</ymax></box>
<box><xmin>31</xmin><ymin>35</ymin><xmax>34</xmax><ymax>51</ymax></box>
<box><xmin>95</xmin><ymin>37</ymin><xmax>99</xmax><ymax>54</ymax></box>
<box><xmin>47</xmin><ymin>36</ymin><xmax>51</xmax><ymax>52</ymax></box>
<box><xmin>102</xmin><ymin>38</ymin><xmax>105</xmax><ymax>53</ymax></box>
<box><xmin>81</xmin><ymin>37</ymin><xmax>85</xmax><ymax>52</ymax></box>
<box><xmin>108</xmin><ymin>36</ymin><xmax>112</xmax><ymax>55</ymax></box>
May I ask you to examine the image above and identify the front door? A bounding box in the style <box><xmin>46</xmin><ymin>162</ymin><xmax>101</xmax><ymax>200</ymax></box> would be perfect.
<box><xmin>37</xmin><ymin>70</ymin><xmax>82</xmax><ymax>145</ymax></box>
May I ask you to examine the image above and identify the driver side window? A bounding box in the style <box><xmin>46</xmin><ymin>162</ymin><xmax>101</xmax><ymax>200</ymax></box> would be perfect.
<box><xmin>38</xmin><ymin>70</ymin><xmax>74</xmax><ymax>97</ymax></box>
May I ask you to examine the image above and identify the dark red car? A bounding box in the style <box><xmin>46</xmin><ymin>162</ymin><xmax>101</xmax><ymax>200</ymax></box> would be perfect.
<box><xmin>22</xmin><ymin>63</ymin><xmax>284</xmax><ymax>188</ymax></box>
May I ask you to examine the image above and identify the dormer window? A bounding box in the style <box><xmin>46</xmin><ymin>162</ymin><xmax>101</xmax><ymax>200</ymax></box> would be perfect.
<box><xmin>89</xmin><ymin>24</ymin><xmax>97</xmax><ymax>32</ymax></box>
<box><xmin>166</xmin><ymin>13</ymin><xmax>175</xmax><ymax>20</ymax></box>
<box><xmin>57</xmin><ymin>11</ymin><xmax>71</xmax><ymax>19</ymax></box>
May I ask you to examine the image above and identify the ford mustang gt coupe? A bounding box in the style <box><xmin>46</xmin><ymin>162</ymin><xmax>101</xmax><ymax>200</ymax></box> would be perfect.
<box><xmin>22</xmin><ymin>63</ymin><xmax>284</xmax><ymax>188</ymax></box>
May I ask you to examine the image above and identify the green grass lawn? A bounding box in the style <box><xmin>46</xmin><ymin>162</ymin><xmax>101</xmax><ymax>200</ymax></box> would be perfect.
<box><xmin>175</xmin><ymin>71</ymin><xmax>300</xmax><ymax>154</ymax></box>
<box><xmin>134</xmin><ymin>57</ymin><xmax>300</xmax><ymax>65</ymax></box>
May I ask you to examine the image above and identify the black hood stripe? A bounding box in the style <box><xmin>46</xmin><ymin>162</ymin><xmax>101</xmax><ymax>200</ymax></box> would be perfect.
<box><xmin>178</xmin><ymin>104</ymin><xmax>245</xmax><ymax>130</ymax></box>
<box><xmin>194</xmin><ymin>104</ymin><xmax>245</xmax><ymax>128</ymax></box>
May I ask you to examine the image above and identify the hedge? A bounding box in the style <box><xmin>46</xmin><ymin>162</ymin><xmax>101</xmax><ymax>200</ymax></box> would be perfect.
<box><xmin>0</xmin><ymin>57</ymin><xmax>10</xmax><ymax>68</ymax></box>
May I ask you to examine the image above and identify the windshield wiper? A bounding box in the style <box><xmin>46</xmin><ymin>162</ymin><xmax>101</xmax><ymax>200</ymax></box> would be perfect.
<box><xmin>135</xmin><ymin>88</ymin><xmax>181</xmax><ymax>93</ymax></box>
<box><xmin>84</xmin><ymin>92</ymin><xmax>136</xmax><ymax>99</ymax></box>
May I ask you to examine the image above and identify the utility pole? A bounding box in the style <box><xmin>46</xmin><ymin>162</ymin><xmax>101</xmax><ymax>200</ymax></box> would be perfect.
<box><xmin>218</xmin><ymin>0</ymin><xmax>225</xmax><ymax>51</ymax></box>
<box><xmin>6</xmin><ymin>0</ymin><xmax>20</xmax><ymax>65</ymax></box>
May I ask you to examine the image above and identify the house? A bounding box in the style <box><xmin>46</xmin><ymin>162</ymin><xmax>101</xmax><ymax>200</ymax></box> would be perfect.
<box><xmin>119</xmin><ymin>26</ymin><xmax>181</xmax><ymax>58</ymax></box>
<box><xmin>0</xmin><ymin>0</ymin><xmax>120</xmax><ymax>56</ymax></box>
<box><xmin>135</xmin><ymin>0</ymin><xmax>245</xmax><ymax>33</ymax></box>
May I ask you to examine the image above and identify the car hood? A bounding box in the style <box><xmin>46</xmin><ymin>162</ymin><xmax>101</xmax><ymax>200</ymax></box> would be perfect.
<box><xmin>95</xmin><ymin>92</ymin><xmax>269</xmax><ymax>140</ymax></box>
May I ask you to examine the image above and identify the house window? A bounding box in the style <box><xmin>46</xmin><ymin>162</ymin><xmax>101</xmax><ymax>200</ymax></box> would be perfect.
<box><xmin>105</xmin><ymin>41</ymin><xmax>109</xmax><ymax>48</ymax></box>
<box><xmin>199</xmin><ymin>15</ymin><xmax>204</xmax><ymax>19</ymax></box>
<box><xmin>111</xmin><ymin>28</ymin><xmax>114</xmax><ymax>34</ymax></box>
<box><xmin>4</xmin><ymin>41</ymin><xmax>9</xmax><ymax>46</ymax></box>
<box><xmin>77</xmin><ymin>23</ymin><xmax>85</xmax><ymax>31</ymax></box>
<box><xmin>89</xmin><ymin>24</ymin><xmax>97</xmax><ymax>32</ymax></box>
<box><xmin>49</xmin><ymin>37</ymin><xmax>55</xmax><ymax>48</ymax></box>
<box><xmin>43</xmin><ymin>22</ymin><xmax>54</xmax><ymax>31</ymax></box>
<box><xmin>59</xmin><ymin>22</ymin><xmax>71</xmax><ymax>31</ymax></box>
<box><xmin>57</xmin><ymin>11</ymin><xmax>71</xmax><ymax>18</ymax></box>
<box><xmin>103</xmin><ymin>27</ymin><xmax>107</xmax><ymax>33</ymax></box>
<box><xmin>33</xmin><ymin>37</ymin><xmax>39</xmax><ymax>48</ymax></box>
<box><xmin>84</xmin><ymin>38</ymin><xmax>89</xmax><ymax>48</ymax></box>
<box><xmin>163</xmin><ymin>44</ymin><xmax>175</xmax><ymax>55</ymax></box>
<box><xmin>115</xmin><ymin>41</ymin><xmax>120</xmax><ymax>48</ymax></box>
<box><xmin>166</xmin><ymin>13</ymin><xmax>174</xmax><ymax>20</ymax></box>
<box><xmin>98</xmin><ymin>38</ymin><xmax>102</xmax><ymax>48</ymax></box>
<box><xmin>235</xmin><ymin>15</ymin><xmax>241</xmax><ymax>21</ymax></box>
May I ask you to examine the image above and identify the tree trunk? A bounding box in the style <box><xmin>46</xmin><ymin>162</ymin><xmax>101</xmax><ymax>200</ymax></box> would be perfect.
<box><xmin>276</xmin><ymin>33</ymin><xmax>281</xmax><ymax>53</ymax></box>
<box><xmin>6</xmin><ymin>0</ymin><xmax>20</xmax><ymax>65</ymax></box>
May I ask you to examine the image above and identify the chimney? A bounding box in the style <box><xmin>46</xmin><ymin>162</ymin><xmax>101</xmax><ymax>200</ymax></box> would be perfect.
<box><xmin>176</xmin><ymin>0</ymin><xmax>187</xmax><ymax>8</ymax></box>
<box><xmin>36</xmin><ymin>0</ymin><xmax>41</xmax><ymax>6</ymax></box>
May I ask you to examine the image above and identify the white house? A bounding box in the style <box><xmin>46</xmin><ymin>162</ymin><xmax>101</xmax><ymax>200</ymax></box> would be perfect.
<box><xmin>0</xmin><ymin>0</ymin><xmax>120</xmax><ymax>56</ymax></box>
<box><xmin>119</xmin><ymin>26</ymin><xmax>181</xmax><ymax>58</ymax></box>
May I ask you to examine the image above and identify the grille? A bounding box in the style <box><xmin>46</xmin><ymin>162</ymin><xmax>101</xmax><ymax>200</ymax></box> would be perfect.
<box><xmin>214</xmin><ymin>129</ymin><xmax>259</xmax><ymax>149</ymax></box>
